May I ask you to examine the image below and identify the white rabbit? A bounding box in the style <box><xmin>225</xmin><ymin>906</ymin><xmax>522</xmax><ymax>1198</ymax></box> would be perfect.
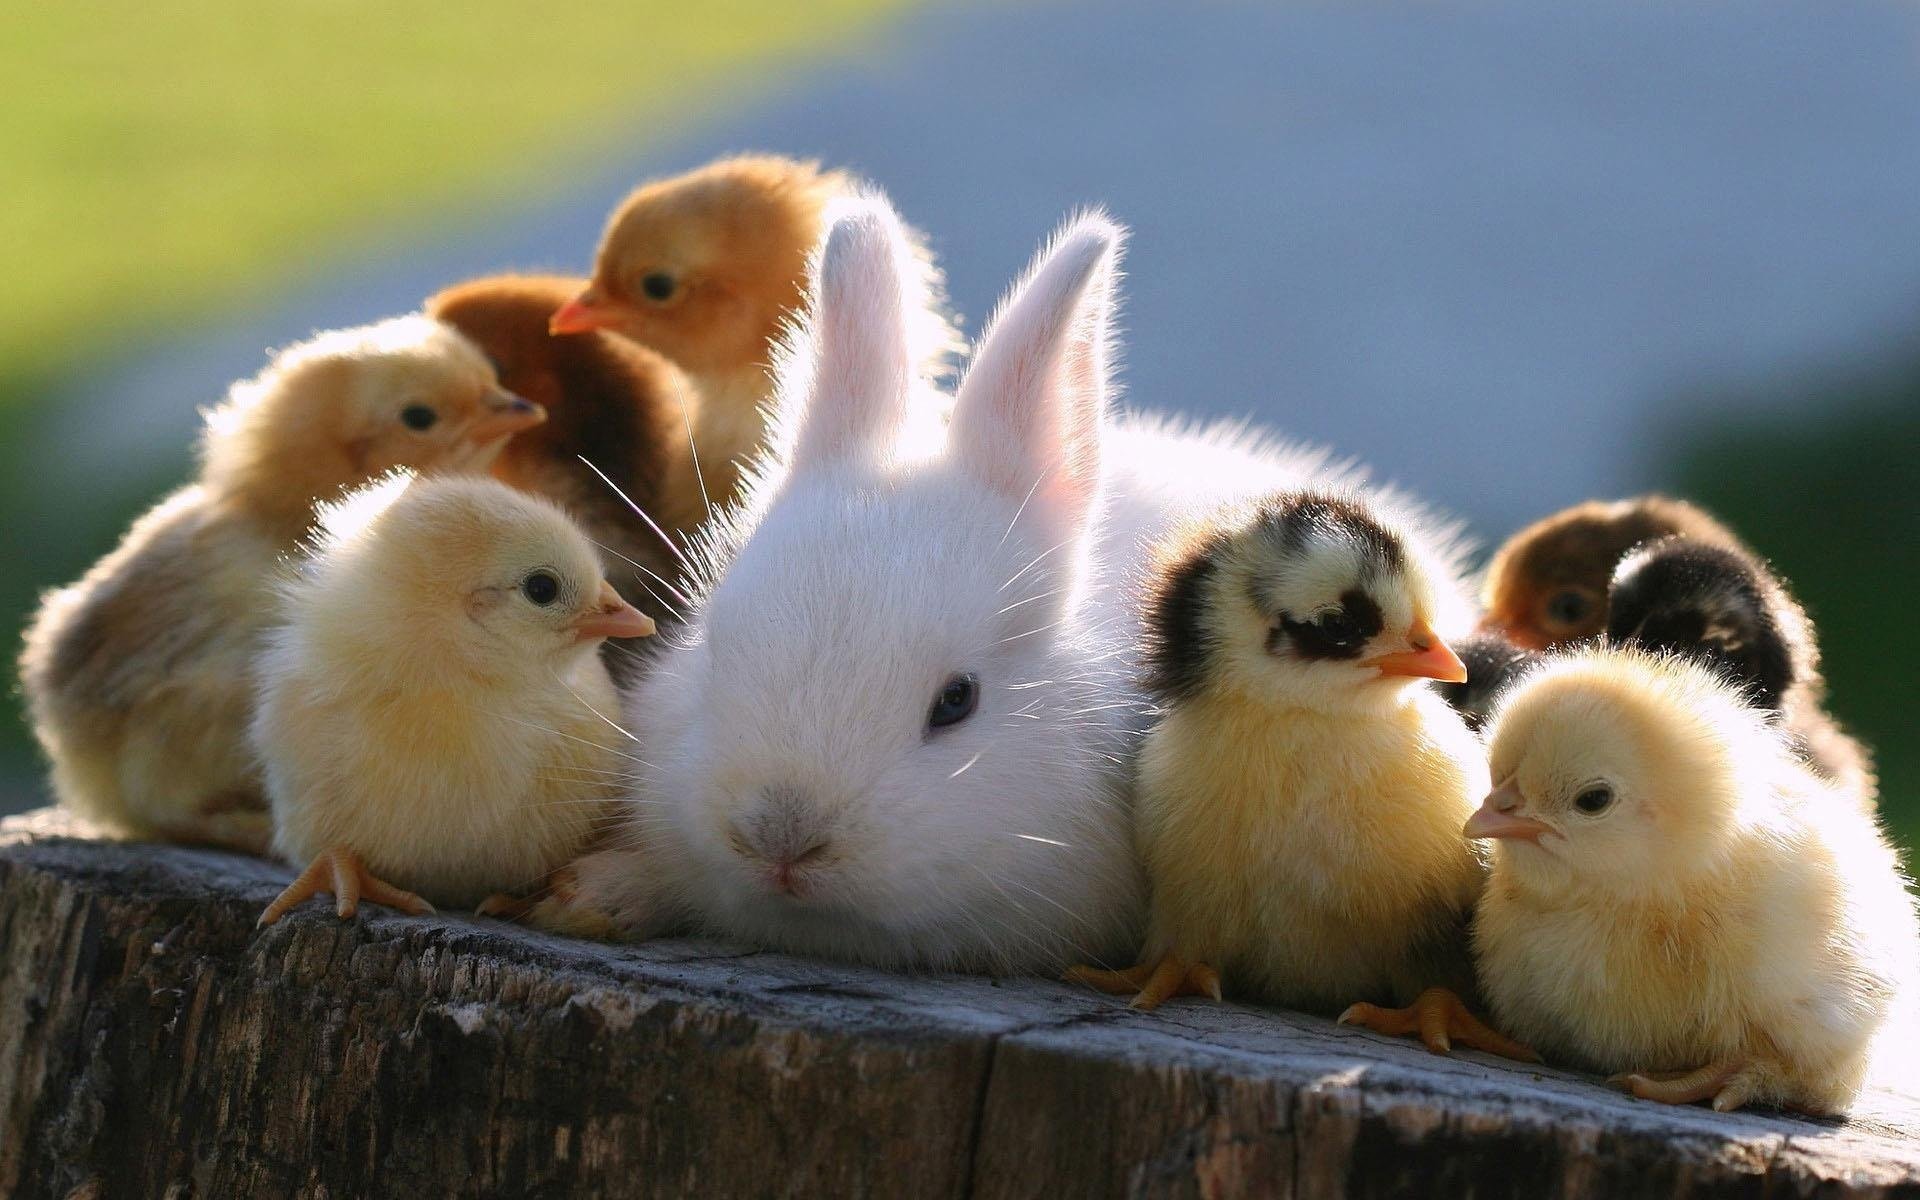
<box><xmin>540</xmin><ymin>195</ymin><xmax>1342</xmax><ymax>972</ymax></box>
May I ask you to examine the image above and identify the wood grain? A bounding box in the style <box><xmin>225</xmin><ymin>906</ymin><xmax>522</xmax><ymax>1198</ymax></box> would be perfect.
<box><xmin>1</xmin><ymin>808</ymin><xmax>1914</xmax><ymax>1199</ymax></box>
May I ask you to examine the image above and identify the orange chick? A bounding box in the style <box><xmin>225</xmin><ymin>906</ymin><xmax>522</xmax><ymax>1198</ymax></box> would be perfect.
<box><xmin>428</xmin><ymin>273</ymin><xmax>706</xmax><ymax>620</ymax></box>
<box><xmin>550</xmin><ymin>154</ymin><xmax>958</xmax><ymax>498</ymax></box>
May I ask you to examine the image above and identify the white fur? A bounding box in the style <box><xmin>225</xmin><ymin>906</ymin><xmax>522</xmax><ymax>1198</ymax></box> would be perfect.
<box><xmin>567</xmin><ymin>199</ymin><xmax>1352</xmax><ymax>972</ymax></box>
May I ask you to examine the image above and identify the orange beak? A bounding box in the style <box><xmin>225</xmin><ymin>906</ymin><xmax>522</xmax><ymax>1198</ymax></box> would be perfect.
<box><xmin>550</xmin><ymin>291</ymin><xmax>624</xmax><ymax>335</ymax></box>
<box><xmin>1463</xmin><ymin>780</ymin><xmax>1555</xmax><ymax>843</ymax></box>
<box><xmin>467</xmin><ymin>390</ymin><xmax>547</xmax><ymax>442</ymax></box>
<box><xmin>573</xmin><ymin>581</ymin><xmax>656</xmax><ymax>642</ymax></box>
<box><xmin>1367</xmin><ymin>619</ymin><xmax>1468</xmax><ymax>683</ymax></box>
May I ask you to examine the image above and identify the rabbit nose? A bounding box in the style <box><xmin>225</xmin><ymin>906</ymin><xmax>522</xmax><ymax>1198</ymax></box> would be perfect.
<box><xmin>731</xmin><ymin>786</ymin><xmax>832</xmax><ymax>891</ymax></box>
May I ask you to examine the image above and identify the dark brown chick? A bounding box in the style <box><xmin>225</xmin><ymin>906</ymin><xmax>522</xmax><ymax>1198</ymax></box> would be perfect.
<box><xmin>1607</xmin><ymin>535</ymin><xmax>1876</xmax><ymax>802</ymax></box>
<box><xmin>1481</xmin><ymin>496</ymin><xmax>1741</xmax><ymax>649</ymax></box>
<box><xmin>427</xmin><ymin>274</ymin><xmax>705</xmax><ymax>621</ymax></box>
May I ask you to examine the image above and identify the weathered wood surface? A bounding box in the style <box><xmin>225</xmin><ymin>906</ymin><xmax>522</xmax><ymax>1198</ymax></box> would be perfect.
<box><xmin>0</xmin><ymin>807</ymin><xmax>1915</xmax><ymax>1200</ymax></box>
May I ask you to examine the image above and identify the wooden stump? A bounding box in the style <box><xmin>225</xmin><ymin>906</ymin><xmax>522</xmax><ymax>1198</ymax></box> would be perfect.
<box><xmin>1</xmin><ymin>807</ymin><xmax>1915</xmax><ymax>1199</ymax></box>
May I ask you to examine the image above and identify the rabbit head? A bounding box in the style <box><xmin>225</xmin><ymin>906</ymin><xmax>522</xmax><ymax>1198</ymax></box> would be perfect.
<box><xmin>630</xmin><ymin>197</ymin><xmax>1146</xmax><ymax>972</ymax></box>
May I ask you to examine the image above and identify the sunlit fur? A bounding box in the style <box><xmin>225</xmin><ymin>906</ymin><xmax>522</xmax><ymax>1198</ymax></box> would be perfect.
<box><xmin>1481</xmin><ymin>495</ymin><xmax>1740</xmax><ymax>648</ymax></box>
<box><xmin>1135</xmin><ymin>494</ymin><xmax>1487</xmax><ymax>1011</ymax></box>
<box><xmin>579</xmin><ymin>154</ymin><xmax>962</xmax><ymax>501</ymax></box>
<box><xmin>555</xmin><ymin>196</ymin><xmax>1336</xmax><ymax>973</ymax></box>
<box><xmin>17</xmin><ymin>316</ymin><xmax>525</xmax><ymax>852</ymax></box>
<box><xmin>1475</xmin><ymin>648</ymin><xmax>1920</xmax><ymax>1114</ymax></box>
<box><xmin>427</xmin><ymin>274</ymin><xmax>708</xmax><ymax>618</ymax></box>
<box><xmin>254</xmin><ymin>474</ymin><xmax>630</xmax><ymax>908</ymax></box>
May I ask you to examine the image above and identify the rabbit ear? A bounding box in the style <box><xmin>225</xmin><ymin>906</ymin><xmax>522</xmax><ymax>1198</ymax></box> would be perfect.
<box><xmin>785</xmin><ymin>196</ymin><xmax>919</xmax><ymax>473</ymax></box>
<box><xmin>950</xmin><ymin>213</ymin><xmax>1122</xmax><ymax>534</ymax></box>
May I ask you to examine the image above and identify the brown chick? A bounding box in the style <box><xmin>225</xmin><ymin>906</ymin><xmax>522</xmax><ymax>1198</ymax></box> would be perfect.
<box><xmin>17</xmin><ymin>316</ymin><xmax>544</xmax><ymax>854</ymax></box>
<box><xmin>550</xmin><ymin>154</ymin><xmax>958</xmax><ymax>499</ymax></box>
<box><xmin>427</xmin><ymin>273</ymin><xmax>706</xmax><ymax>621</ymax></box>
<box><xmin>1480</xmin><ymin>496</ymin><xmax>1740</xmax><ymax>649</ymax></box>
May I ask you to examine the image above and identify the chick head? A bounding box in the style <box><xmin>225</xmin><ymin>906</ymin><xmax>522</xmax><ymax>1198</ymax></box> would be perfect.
<box><xmin>1472</xmin><ymin>648</ymin><xmax>1770</xmax><ymax>894</ymax></box>
<box><xmin>427</xmin><ymin>274</ymin><xmax>688</xmax><ymax>496</ymax></box>
<box><xmin>315</xmin><ymin>474</ymin><xmax>654</xmax><ymax>672</ymax></box>
<box><xmin>1147</xmin><ymin>490</ymin><xmax>1471</xmax><ymax>716</ymax></box>
<box><xmin>552</xmin><ymin>155</ymin><xmax>844</xmax><ymax>375</ymax></box>
<box><xmin>203</xmin><ymin>315</ymin><xmax>546</xmax><ymax>522</ymax></box>
<box><xmin>1607</xmin><ymin>536</ymin><xmax>1806</xmax><ymax>710</ymax></box>
<box><xmin>1480</xmin><ymin>496</ymin><xmax>1737</xmax><ymax>650</ymax></box>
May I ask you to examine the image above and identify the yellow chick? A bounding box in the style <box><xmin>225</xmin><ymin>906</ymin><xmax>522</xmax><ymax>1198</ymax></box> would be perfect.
<box><xmin>254</xmin><ymin>473</ymin><xmax>655</xmax><ymax>924</ymax></box>
<box><xmin>18</xmin><ymin>316</ymin><xmax>543</xmax><ymax>854</ymax></box>
<box><xmin>1068</xmin><ymin>491</ymin><xmax>1532</xmax><ymax>1059</ymax></box>
<box><xmin>549</xmin><ymin>154</ymin><xmax>958</xmax><ymax>499</ymax></box>
<box><xmin>1468</xmin><ymin>647</ymin><xmax>1919</xmax><ymax>1114</ymax></box>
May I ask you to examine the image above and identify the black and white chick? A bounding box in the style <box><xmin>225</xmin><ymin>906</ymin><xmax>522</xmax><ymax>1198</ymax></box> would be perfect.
<box><xmin>1068</xmin><ymin>490</ymin><xmax>1536</xmax><ymax>1060</ymax></box>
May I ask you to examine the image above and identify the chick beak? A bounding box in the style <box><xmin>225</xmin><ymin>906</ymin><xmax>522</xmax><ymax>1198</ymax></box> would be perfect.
<box><xmin>550</xmin><ymin>291</ymin><xmax>623</xmax><ymax>335</ymax></box>
<box><xmin>573</xmin><ymin>582</ymin><xmax>656</xmax><ymax>642</ymax></box>
<box><xmin>1367</xmin><ymin>619</ymin><xmax>1468</xmax><ymax>683</ymax></box>
<box><xmin>467</xmin><ymin>390</ymin><xmax>547</xmax><ymax>442</ymax></box>
<box><xmin>1463</xmin><ymin>780</ymin><xmax>1554</xmax><ymax>843</ymax></box>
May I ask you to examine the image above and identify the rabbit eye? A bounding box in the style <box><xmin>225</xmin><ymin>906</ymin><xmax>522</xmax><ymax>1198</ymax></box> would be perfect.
<box><xmin>1573</xmin><ymin>785</ymin><xmax>1614</xmax><ymax>815</ymax></box>
<box><xmin>928</xmin><ymin>673</ymin><xmax>979</xmax><ymax>730</ymax></box>
<box><xmin>521</xmin><ymin>571</ymin><xmax>560</xmax><ymax>606</ymax></box>
<box><xmin>640</xmin><ymin>272</ymin><xmax>677</xmax><ymax>302</ymax></box>
<box><xmin>400</xmin><ymin>405</ymin><xmax>438</xmax><ymax>431</ymax></box>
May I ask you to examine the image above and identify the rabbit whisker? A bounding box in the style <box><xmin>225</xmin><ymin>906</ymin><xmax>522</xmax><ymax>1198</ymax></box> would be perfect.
<box><xmin>578</xmin><ymin>455</ymin><xmax>693</xmax><ymax>573</ymax></box>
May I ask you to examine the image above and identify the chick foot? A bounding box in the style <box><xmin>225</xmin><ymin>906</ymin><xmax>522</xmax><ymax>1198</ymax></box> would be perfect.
<box><xmin>514</xmin><ymin>864</ymin><xmax>626</xmax><ymax>940</ymax></box>
<box><xmin>257</xmin><ymin>848</ymin><xmax>435</xmax><ymax>927</ymax></box>
<box><xmin>1063</xmin><ymin>956</ymin><xmax>1223</xmax><ymax>1011</ymax></box>
<box><xmin>1609</xmin><ymin>1059</ymin><xmax>1759</xmax><ymax>1112</ymax></box>
<box><xmin>1338</xmin><ymin>987</ymin><xmax>1540</xmax><ymax>1062</ymax></box>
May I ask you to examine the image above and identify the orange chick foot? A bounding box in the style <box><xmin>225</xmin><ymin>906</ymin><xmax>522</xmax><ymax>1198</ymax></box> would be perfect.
<box><xmin>1609</xmin><ymin>1060</ymin><xmax>1757</xmax><ymax>1112</ymax></box>
<box><xmin>257</xmin><ymin>848</ymin><xmax>435</xmax><ymax>926</ymax></box>
<box><xmin>476</xmin><ymin>890</ymin><xmax>538</xmax><ymax>921</ymax></box>
<box><xmin>1338</xmin><ymin>986</ymin><xmax>1540</xmax><ymax>1062</ymax></box>
<box><xmin>1063</xmin><ymin>956</ymin><xmax>1222</xmax><ymax>1011</ymax></box>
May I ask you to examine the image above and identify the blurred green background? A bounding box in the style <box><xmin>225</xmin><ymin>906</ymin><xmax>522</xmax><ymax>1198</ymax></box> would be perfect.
<box><xmin>1</xmin><ymin>1</ymin><xmax>1915</xmax><ymax>858</ymax></box>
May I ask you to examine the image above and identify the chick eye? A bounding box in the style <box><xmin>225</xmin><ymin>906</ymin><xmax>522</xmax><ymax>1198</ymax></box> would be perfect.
<box><xmin>521</xmin><ymin>571</ymin><xmax>560</xmax><ymax>606</ymax></box>
<box><xmin>1573</xmin><ymin>785</ymin><xmax>1614</xmax><ymax>815</ymax></box>
<box><xmin>400</xmin><ymin>404</ymin><xmax>438</xmax><ymax>431</ymax></box>
<box><xmin>928</xmin><ymin>673</ymin><xmax>979</xmax><ymax>730</ymax></box>
<box><xmin>1545</xmin><ymin>589</ymin><xmax>1594</xmax><ymax>629</ymax></box>
<box><xmin>640</xmin><ymin>272</ymin><xmax>677</xmax><ymax>302</ymax></box>
<box><xmin>1315</xmin><ymin>610</ymin><xmax>1365</xmax><ymax>648</ymax></box>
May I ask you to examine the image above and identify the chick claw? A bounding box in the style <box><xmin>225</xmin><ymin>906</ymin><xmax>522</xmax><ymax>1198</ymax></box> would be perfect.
<box><xmin>1338</xmin><ymin>987</ymin><xmax>1540</xmax><ymax>1063</ymax></box>
<box><xmin>475</xmin><ymin>891</ymin><xmax>537</xmax><ymax>921</ymax></box>
<box><xmin>257</xmin><ymin>848</ymin><xmax>435</xmax><ymax>927</ymax></box>
<box><xmin>1609</xmin><ymin>1060</ymin><xmax>1753</xmax><ymax>1112</ymax></box>
<box><xmin>1063</xmin><ymin>956</ymin><xmax>1223</xmax><ymax>1011</ymax></box>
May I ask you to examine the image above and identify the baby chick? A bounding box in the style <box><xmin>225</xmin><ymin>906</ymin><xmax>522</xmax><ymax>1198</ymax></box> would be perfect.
<box><xmin>427</xmin><ymin>273</ymin><xmax>707</xmax><ymax>618</ymax></box>
<box><xmin>254</xmin><ymin>473</ymin><xmax>655</xmax><ymax>924</ymax></box>
<box><xmin>1607</xmin><ymin>536</ymin><xmax>1875</xmax><ymax>800</ymax></box>
<box><xmin>1068</xmin><ymin>491</ymin><xmax>1533</xmax><ymax>1059</ymax></box>
<box><xmin>1468</xmin><ymin>647</ymin><xmax>1919</xmax><ymax>1113</ymax></box>
<box><xmin>18</xmin><ymin>316</ymin><xmax>543</xmax><ymax>853</ymax></box>
<box><xmin>1437</xmin><ymin>630</ymin><xmax>1542</xmax><ymax>732</ymax></box>
<box><xmin>1481</xmin><ymin>495</ymin><xmax>1739</xmax><ymax>649</ymax></box>
<box><xmin>550</xmin><ymin>154</ymin><xmax>957</xmax><ymax>497</ymax></box>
